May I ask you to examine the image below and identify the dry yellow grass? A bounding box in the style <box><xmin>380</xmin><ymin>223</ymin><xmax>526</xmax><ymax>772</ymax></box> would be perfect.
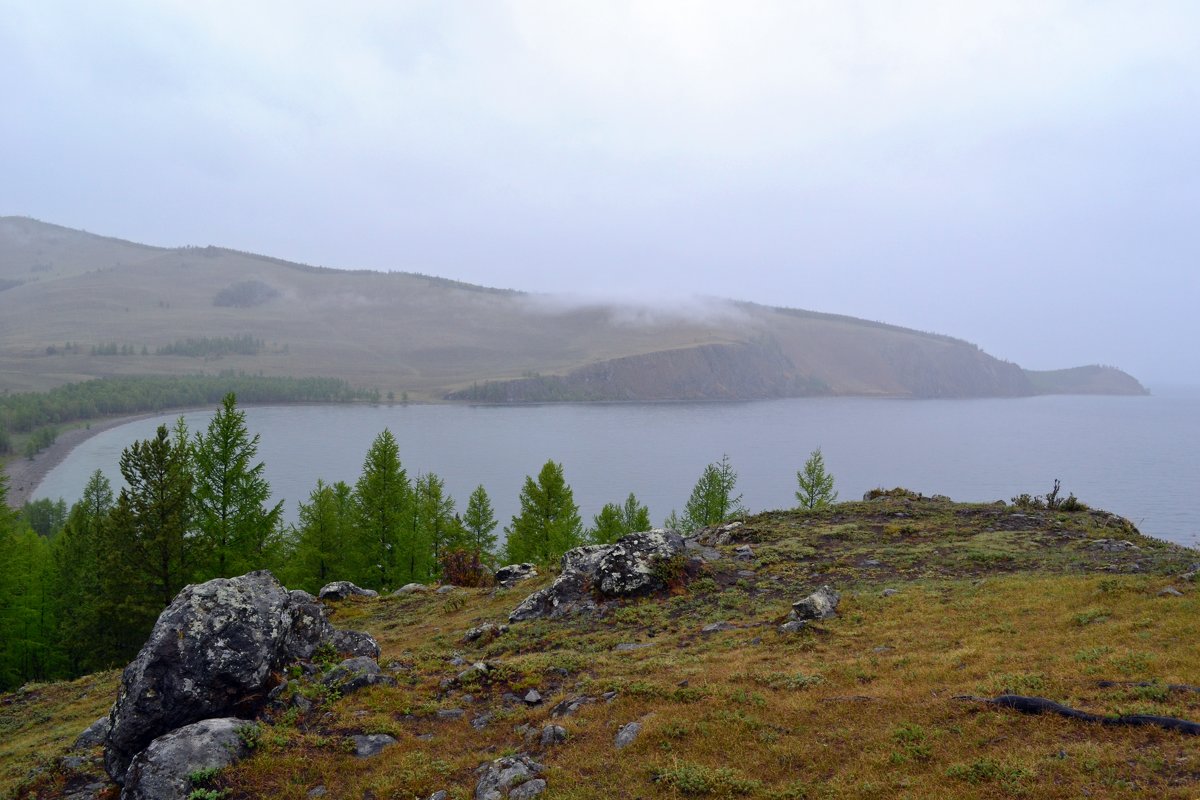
<box><xmin>3</xmin><ymin>498</ymin><xmax>1197</xmax><ymax>799</ymax></box>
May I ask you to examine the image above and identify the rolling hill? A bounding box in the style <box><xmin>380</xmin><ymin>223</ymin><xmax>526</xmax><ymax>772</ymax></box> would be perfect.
<box><xmin>0</xmin><ymin>217</ymin><xmax>1146</xmax><ymax>400</ymax></box>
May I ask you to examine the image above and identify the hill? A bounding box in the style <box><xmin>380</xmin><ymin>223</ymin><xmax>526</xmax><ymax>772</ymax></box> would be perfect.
<box><xmin>0</xmin><ymin>217</ymin><xmax>1147</xmax><ymax>400</ymax></box>
<box><xmin>3</xmin><ymin>494</ymin><xmax>1197</xmax><ymax>798</ymax></box>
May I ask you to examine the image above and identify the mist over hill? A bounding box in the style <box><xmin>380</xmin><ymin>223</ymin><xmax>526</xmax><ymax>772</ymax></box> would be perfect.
<box><xmin>0</xmin><ymin>217</ymin><xmax>1146</xmax><ymax>400</ymax></box>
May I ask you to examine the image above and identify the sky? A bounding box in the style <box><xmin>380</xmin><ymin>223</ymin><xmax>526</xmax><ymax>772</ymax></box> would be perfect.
<box><xmin>2</xmin><ymin>1</ymin><xmax>1198</xmax><ymax>385</ymax></box>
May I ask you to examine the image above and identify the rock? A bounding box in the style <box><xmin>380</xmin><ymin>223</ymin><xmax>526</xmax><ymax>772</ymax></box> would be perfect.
<box><xmin>464</xmin><ymin>623</ymin><xmax>509</xmax><ymax>643</ymax></box>
<box><xmin>1180</xmin><ymin>571</ymin><xmax>1198</xmax><ymax>583</ymax></box>
<box><xmin>318</xmin><ymin>581</ymin><xmax>378</xmax><ymax>600</ymax></box>
<box><xmin>550</xmin><ymin>695</ymin><xmax>593</xmax><ymax>717</ymax></box>
<box><xmin>437</xmin><ymin>585</ymin><xmax>458</xmax><ymax>594</ymax></box>
<box><xmin>701</xmin><ymin>621</ymin><xmax>736</xmax><ymax>634</ymax></box>
<box><xmin>696</xmin><ymin>521</ymin><xmax>744</xmax><ymax>546</ymax></box>
<box><xmin>1159</xmin><ymin>586</ymin><xmax>1184</xmax><ymax>597</ymax></box>
<box><xmin>614</xmin><ymin>721</ymin><xmax>642</xmax><ymax>749</ymax></box>
<box><xmin>120</xmin><ymin>717</ymin><xmax>250</xmax><ymax>800</ymax></box>
<box><xmin>778</xmin><ymin>620</ymin><xmax>808</xmax><ymax>634</ymax></box>
<box><xmin>323</xmin><ymin>656</ymin><xmax>398</xmax><ymax>695</ymax></box>
<box><xmin>438</xmin><ymin>708</ymin><xmax>466</xmax><ymax>720</ymax></box>
<box><xmin>540</xmin><ymin>725</ymin><xmax>567</xmax><ymax>746</ymax></box>
<box><xmin>524</xmin><ymin>689</ymin><xmax>543</xmax><ymax>705</ymax></box>
<box><xmin>1089</xmin><ymin>539</ymin><xmax>1140</xmax><ymax>552</ymax></box>
<box><xmin>602</xmin><ymin>691</ymin><xmax>618</xmax><ymax>702</ymax></box>
<box><xmin>428</xmin><ymin>792</ymin><xmax>448</xmax><ymax>800</ymax></box>
<box><xmin>790</xmin><ymin>585</ymin><xmax>840</xmax><ymax>621</ymax></box>
<box><xmin>495</xmin><ymin>563</ymin><xmax>539</xmax><ymax>588</ymax></box>
<box><xmin>330</xmin><ymin>628</ymin><xmax>381</xmax><ymax>659</ymax></box>
<box><xmin>471</xmin><ymin>714</ymin><xmax>492</xmax><ymax>730</ymax></box>
<box><xmin>73</xmin><ymin>715</ymin><xmax>111</xmax><ymax>751</ymax></box>
<box><xmin>457</xmin><ymin>661</ymin><xmax>493</xmax><ymax>683</ymax></box>
<box><xmin>509</xmin><ymin>530</ymin><xmax>686</xmax><ymax>622</ymax></box>
<box><xmin>394</xmin><ymin>583</ymin><xmax>431</xmax><ymax>594</ymax></box>
<box><xmin>509</xmin><ymin>779</ymin><xmax>547</xmax><ymax>799</ymax></box>
<box><xmin>733</xmin><ymin>544</ymin><xmax>755</xmax><ymax>560</ymax></box>
<box><xmin>862</xmin><ymin>559</ymin><xmax>882</xmax><ymax>567</ymax></box>
<box><xmin>882</xmin><ymin>588</ymin><xmax>899</xmax><ymax>597</ymax></box>
<box><xmin>683</xmin><ymin>539</ymin><xmax>721</xmax><ymax>561</ymax></box>
<box><xmin>308</xmin><ymin>787</ymin><xmax>328</xmax><ymax>798</ymax></box>
<box><xmin>613</xmin><ymin>642</ymin><xmax>654</xmax><ymax>652</ymax></box>
<box><xmin>351</xmin><ymin>734</ymin><xmax>397</xmax><ymax>758</ymax></box>
<box><xmin>473</xmin><ymin>754</ymin><xmax>545</xmax><ymax>800</ymax></box>
<box><xmin>104</xmin><ymin>571</ymin><xmax>338</xmax><ymax>782</ymax></box>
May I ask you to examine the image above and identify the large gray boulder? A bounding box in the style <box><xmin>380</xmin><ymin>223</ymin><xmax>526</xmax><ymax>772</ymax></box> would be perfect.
<box><xmin>495</xmin><ymin>563</ymin><xmax>538</xmax><ymax>588</ymax></box>
<box><xmin>104</xmin><ymin>571</ymin><xmax>336</xmax><ymax>782</ymax></box>
<box><xmin>318</xmin><ymin>581</ymin><xmax>379</xmax><ymax>600</ymax></box>
<box><xmin>121</xmin><ymin>717</ymin><xmax>250</xmax><ymax>800</ymax></box>
<box><xmin>474</xmin><ymin>754</ymin><xmax>545</xmax><ymax>800</ymax></box>
<box><xmin>509</xmin><ymin>530</ymin><xmax>684</xmax><ymax>622</ymax></box>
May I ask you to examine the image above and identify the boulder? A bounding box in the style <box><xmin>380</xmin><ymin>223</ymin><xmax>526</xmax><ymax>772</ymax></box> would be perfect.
<box><xmin>509</xmin><ymin>530</ymin><xmax>685</xmax><ymax>622</ymax></box>
<box><xmin>473</xmin><ymin>754</ymin><xmax>545</xmax><ymax>800</ymax></box>
<box><xmin>120</xmin><ymin>717</ymin><xmax>250</xmax><ymax>800</ymax></box>
<box><xmin>495</xmin><ymin>563</ymin><xmax>539</xmax><ymax>588</ymax></box>
<box><xmin>72</xmin><ymin>715</ymin><xmax>111</xmax><ymax>751</ymax></box>
<box><xmin>394</xmin><ymin>582</ymin><xmax>431</xmax><ymax>594</ymax></box>
<box><xmin>464</xmin><ymin>622</ymin><xmax>508</xmax><ymax>643</ymax></box>
<box><xmin>104</xmin><ymin>571</ymin><xmax>333</xmax><ymax>782</ymax></box>
<box><xmin>351</xmin><ymin>734</ymin><xmax>397</xmax><ymax>758</ymax></box>
<box><xmin>318</xmin><ymin>581</ymin><xmax>378</xmax><ymax>600</ymax></box>
<box><xmin>540</xmin><ymin>724</ymin><xmax>567</xmax><ymax>746</ymax></box>
<box><xmin>330</xmin><ymin>628</ymin><xmax>381</xmax><ymax>659</ymax></box>
<box><xmin>790</xmin><ymin>585</ymin><xmax>840</xmax><ymax>621</ymax></box>
<box><xmin>322</xmin><ymin>656</ymin><xmax>398</xmax><ymax>695</ymax></box>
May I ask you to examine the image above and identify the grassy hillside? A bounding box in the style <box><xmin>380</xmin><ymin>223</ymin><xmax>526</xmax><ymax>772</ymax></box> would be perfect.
<box><xmin>0</xmin><ymin>217</ymin><xmax>1146</xmax><ymax>400</ymax></box>
<box><xmin>5</xmin><ymin>495</ymin><xmax>1197</xmax><ymax>799</ymax></box>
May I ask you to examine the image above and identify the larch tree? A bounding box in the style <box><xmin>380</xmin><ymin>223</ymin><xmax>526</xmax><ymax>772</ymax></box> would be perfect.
<box><xmin>503</xmin><ymin>460</ymin><xmax>583</xmax><ymax>565</ymax></box>
<box><xmin>589</xmin><ymin>492</ymin><xmax>652</xmax><ymax>544</ymax></box>
<box><xmin>681</xmin><ymin>454</ymin><xmax>745</xmax><ymax>532</ymax></box>
<box><xmin>289</xmin><ymin>479</ymin><xmax>354</xmax><ymax>593</ymax></box>
<box><xmin>51</xmin><ymin>470</ymin><xmax>113</xmax><ymax>675</ymax></box>
<box><xmin>192</xmin><ymin>393</ymin><xmax>283</xmax><ymax>579</ymax></box>
<box><xmin>461</xmin><ymin>485</ymin><xmax>498</xmax><ymax>564</ymax></box>
<box><xmin>795</xmin><ymin>447</ymin><xmax>838</xmax><ymax>510</ymax></box>
<box><xmin>352</xmin><ymin>429</ymin><xmax>410</xmax><ymax>589</ymax></box>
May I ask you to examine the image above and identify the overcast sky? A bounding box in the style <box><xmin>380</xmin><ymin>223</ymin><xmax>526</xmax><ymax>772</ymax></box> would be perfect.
<box><xmin>2</xmin><ymin>2</ymin><xmax>1197</xmax><ymax>385</ymax></box>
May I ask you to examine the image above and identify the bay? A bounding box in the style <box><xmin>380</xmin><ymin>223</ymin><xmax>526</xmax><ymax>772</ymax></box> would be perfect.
<box><xmin>33</xmin><ymin>393</ymin><xmax>1200</xmax><ymax>548</ymax></box>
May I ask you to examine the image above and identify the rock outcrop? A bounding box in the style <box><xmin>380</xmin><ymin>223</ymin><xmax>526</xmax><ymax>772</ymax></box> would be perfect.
<box><xmin>318</xmin><ymin>581</ymin><xmax>379</xmax><ymax>600</ymax></box>
<box><xmin>103</xmin><ymin>570</ymin><xmax>374</xmax><ymax>785</ymax></box>
<box><xmin>495</xmin><ymin>563</ymin><xmax>538</xmax><ymax>588</ymax></box>
<box><xmin>473</xmin><ymin>754</ymin><xmax>546</xmax><ymax>800</ymax></box>
<box><xmin>509</xmin><ymin>530</ymin><xmax>686</xmax><ymax>622</ymax></box>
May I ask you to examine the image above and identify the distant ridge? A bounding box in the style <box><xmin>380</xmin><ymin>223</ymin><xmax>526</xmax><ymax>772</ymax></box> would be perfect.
<box><xmin>0</xmin><ymin>216</ymin><xmax>1147</xmax><ymax>401</ymax></box>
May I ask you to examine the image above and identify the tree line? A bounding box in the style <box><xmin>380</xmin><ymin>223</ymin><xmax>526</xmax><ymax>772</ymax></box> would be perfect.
<box><xmin>0</xmin><ymin>393</ymin><xmax>838</xmax><ymax>691</ymax></box>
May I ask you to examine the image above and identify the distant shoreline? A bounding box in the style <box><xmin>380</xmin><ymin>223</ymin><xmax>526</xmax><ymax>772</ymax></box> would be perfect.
<box><xmin>2</xmin><ymin>413</ymin><xmax>157</xmax><ymax>507</ymax></box>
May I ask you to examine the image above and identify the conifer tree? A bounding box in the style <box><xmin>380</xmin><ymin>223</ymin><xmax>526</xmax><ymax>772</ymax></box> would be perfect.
<box><xmin>352</xmin><ymin>429</ymin><xmax>410</xmax><ymax>589</ymax></box>
<box><xmin>415</xmin><ymin>472</ymin><xmax>458</xmax><ymax>572</ymax></box>
<box><xmin>289</xmin><ymin>479</ymin><xmax>354</xmax><ymax>593</ymax></box>
<box><xmin>51</xmin><ymin>470</ymin><xmax>113</xmax><ymax>675</ymax></box>
<box><xmin>795</xmin><ymin>447</ymin><xmax>838</xmax><ymax>510</ymax></box>
<box><xmin>681</xmin><ymin>454</ymin><xmax>745</xmax><ymax>532</ymax></box>
<box><xmin>461</xmin><ymin>485</ymin><xmax>498</xmax><ymax>564</ymax></box>
<box><xmin>503</xmin><ymin>460</ymin><xmax>583</xmax><ymax>564</ymax></box>
<box><xmin>589</xmin><ymin>492</ymin><xmax>652</xmax><ymax>544</ymax></box>
<box><xmin>192</xmin><ymin>393</ymin><xmax>283</xmax><ymax>578</ymax></box>
<box><xmin>99</xmin><ymin>424</ymin><xmax>193</xmax><ymax>654</ymax></box>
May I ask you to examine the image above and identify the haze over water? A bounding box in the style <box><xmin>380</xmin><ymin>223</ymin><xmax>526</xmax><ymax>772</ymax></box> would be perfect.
<box><xmin>35</xmin><ymin>393</ymin><xmax>1199</xmax><ymax>550</ymax></box>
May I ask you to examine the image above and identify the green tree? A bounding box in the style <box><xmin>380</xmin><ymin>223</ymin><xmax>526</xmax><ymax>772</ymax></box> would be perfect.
<box><xmin>415</xmin><ymin>472</ymin><xmax>459</xmax><ymax>573</ymax></box>
<box><xmin>99</xmin><ymin>424</ymin><xmax>194</xmax><ymax>654</ymax></box>
<box><xmin>21</xmin><ymin>498</ymin><xmax>67</xmax><ymax>537</ymax></box>
<box><xmin>503</xmin><ymin>460</ymin><xmax>583</xmax><ymax>565</ymax></box>
<box><xmin>681</xmin><ymin>454</ymin><xmax>745</xmax><ymax>532</ymax></box>
<box><xmin>288</xmin><ymin>479</ymin><xmax>355</xmax><ymax>593</ymax></box>
<box><xmin>461</xmin><ymin>485</ymin><xmax>498</xmax><ymax>563</ymax></box>
<box><xmin>352</xmin><ymin>429</ymin><xmax>410</xmax><ymax>589</ymax></box>
<box><xmin>589</xmin><ymin>492</ymin><xmax>652</xmax><ymax>544</ymax></box>
<box><xmin>795</xmin><ymin>447</ymin><xmax>838</xmax><ymax>510</ymax></box>
<box><xmin>192</xmin><ymin>393</ymin><xmax>283</xmax><ymax>579</ymax></box>
<box><xmin>50</xmin><ymin>470</ymin><xmax>113</xmax><ymax>674</ymax></box>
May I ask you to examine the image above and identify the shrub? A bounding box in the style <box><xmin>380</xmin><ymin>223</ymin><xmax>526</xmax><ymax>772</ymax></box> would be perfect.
<box><xmin>439</xmin><ymin>549</ymin><xmax>493</xmax><ymax>588</ymax></box>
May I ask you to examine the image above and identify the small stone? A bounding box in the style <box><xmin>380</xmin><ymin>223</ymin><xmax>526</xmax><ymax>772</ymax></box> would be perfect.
<box><xmin>540</xmin><ymin>724</ymin><xmax>567</xmax><ymax>746</ymax></box>
<box><xmin>510</xmin><ymin>779</ymin><xmax>547</xmax><ymax>799</ymax></box>
<box><xmin>427</xmin><ymin>792</ymin><xmax>448</xmax><ymax>800</ymax></box>
<box><xmin>351</xmin><ymin>734</ymin><xmax>397</xmax><ymax>758</ymax></box>
<box><xmin>524</xmin><ymin>689</ymin><xmax>543</xmax><ymax>705</ymax></box>
<box><xmin>59</xmin><ymin>755</ymin><xmax>86</xmax><ymax>770</ymax></box>
<box><xmin>615</xmin><ymin>721</ymin><xmax>642</xmax><ymax>749</ymax></box>
<box><xmin>318</xmin><ymin>581</ymin><xmax>379</xmax><ymax>601</ymax></box>
<box><xmin>778</xmin><ymin>620</ymin><xmax>808</xmax><ymax>634</ymax></box>
<box><xmin>471</xmin><ymin>714</ymin><xmax>492</xmax><ymax>730</ymax></box>
<box><xmin>436</xmin><ymin>585</ymin><xmax>458</xmax><ymax>594</ymax></box>
<box><xmin>437</xmin><ymin>708</ymin><xmax>465</xmax><ymax>720</ymax></box>
<box><xmin>464</xmin><ymin>622</ymin><xmax>508</xmax><ymax>643</ymax></box>
<box><xmin>873</xmin><ymin>646</ymin><xmax>894</xmax><ymax>654</ymax></box>
<box><xmin>613</xmin><ymin>642</ymin><xmax>654</xmax><ymax>652</ymax></box>
<box><xmin>1159</xmin><ymin>586</ymin><xmax>1184</xmax><ymax>597</ymax></box>
<box><xmin>602</xmin><ymin>691</ymin><xmax>618</xmax><ymax>702</ymax></box>
<box><xmin>416</xmin><ymin>733</ymin><xmax>434</xmax><ymax>742</ymax></box>
<box><xmin>789</xmin><ymin>585</ymin><xmax>840</xmax><ymax>621</ymax></box>
<box><xmin>701</xmin><ymin>621</ymin><xmax>736</xmax><ymax>634</ymax></box>
<box><xmin>881</xmin><ymin>588</ymin><xmax>899</xmax><ymax>597</ymax></box>
<box><xmin>733</xmin><ymin>544</ymin><xmax>755</xmax><ymax>560</ymax></box>
<box><xmin>495</xmin><ymin>563</ymin><xmax>539</xmax><ymax>588</ymax></box>
<box><xmin>394</xmin><ymin>583</ymin><xmax>431</xmax><ymax>594</ymax></box>
<box><xmin>308</xmin><ymin>786</ymin><xmax>328</xmax><ymax>798</ymax></box>
<box><xmin>862</xmin><ymin>559</ymin><xmax>882</xmax><ymax>567</ymax></box>
<box><xmin>550</xmin><ymin>695</ymin><xmax>593</xmax><ymax>716</ymax></box>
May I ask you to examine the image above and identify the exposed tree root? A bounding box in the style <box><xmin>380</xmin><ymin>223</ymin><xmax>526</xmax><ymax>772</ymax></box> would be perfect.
<box><xmin>952</xmin><ymin>694</ymin><xmax>1200</xmax><ymax>735</ymax></box>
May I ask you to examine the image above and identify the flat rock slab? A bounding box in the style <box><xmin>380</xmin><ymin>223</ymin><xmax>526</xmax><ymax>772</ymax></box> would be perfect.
<box><xmin>352</xmin><ymin>734</ymin><xmax>397</xmax><ymax>758</ymax></box>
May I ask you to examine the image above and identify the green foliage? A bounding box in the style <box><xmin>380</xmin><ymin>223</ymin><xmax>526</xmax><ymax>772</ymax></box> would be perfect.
<box><xmin>22</xmin><ymin>426</ymin><xmax>58</xmax><ymax>459</ymax></box>
<box><xmin>414</xmin><ymin>472</ymin><xmax>460</xmax><ymax>573</ymax></box>
<box><xmin>680</xmin><ymin>455</ymin><xmax>745</xmax><ymax>532</ymax></box>
<box><xmin>503</xmin><ymin>460</ymin><xmax>584</xmax><ymax>565</ymax></box>
<box><xmin>191</xmin><ymin>394</ymin><xmax>283</xmax><ymax>579</ymax></box>
<box><xmin>20</xmin><ymin>498</ymin><xmax>67</xmax><ymax>538</ymax></box>
<box><xmin>650</xmin><ymin>761</ymin><xmax>761</xmax><ymax>796</ymax></box>
<box><xmin>50</xmin><ymin>471</ymin><xmax>114</xmax><ymax>675</ymax></box>
<box><xmin>795</xmin><ymin>447</ymin><xmax>837</xmax><ymax>510</ymax></box>
<box><xmin>286</xmin><ymin>479</ymin><xmax>355</xmax><ymax>593</ymax></box>
<box><xmin>352</xmin><ymin>429</ymin><xmax>412</xmax><ymax>588</ymax></box>
<box><xmin>461</xmin><ymin>485</ymin><xmax>499</xmax><ymax>563</ymax></box>
<box><xmin>589</xmin><ymin>492</ymin><xmax>652</xmax><ymax>544</ymax></box>
<box><xmin>213</xmin><ymin>280</ymin><xmax>279</xmax><ymax>308</ymax></box>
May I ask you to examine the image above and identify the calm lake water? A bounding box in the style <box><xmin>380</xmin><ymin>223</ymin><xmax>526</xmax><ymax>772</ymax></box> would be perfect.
<box><xmin>33</xmin><ymin>393</ymin><xmax>1200</xmax><ymax>549</ymax></box>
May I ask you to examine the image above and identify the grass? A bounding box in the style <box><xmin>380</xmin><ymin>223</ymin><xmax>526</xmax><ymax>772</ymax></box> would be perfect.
<box><xmin>4</xmin><ymin>496</ymin><xmax>1198</xmax><ymax>798</ymax></box>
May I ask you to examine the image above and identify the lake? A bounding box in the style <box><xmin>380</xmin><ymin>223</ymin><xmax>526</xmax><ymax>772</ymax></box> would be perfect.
<box><xmin>33</xmin><ymin>393</ymin><xmax>1200</xmax><ymax>549</ymax></box>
